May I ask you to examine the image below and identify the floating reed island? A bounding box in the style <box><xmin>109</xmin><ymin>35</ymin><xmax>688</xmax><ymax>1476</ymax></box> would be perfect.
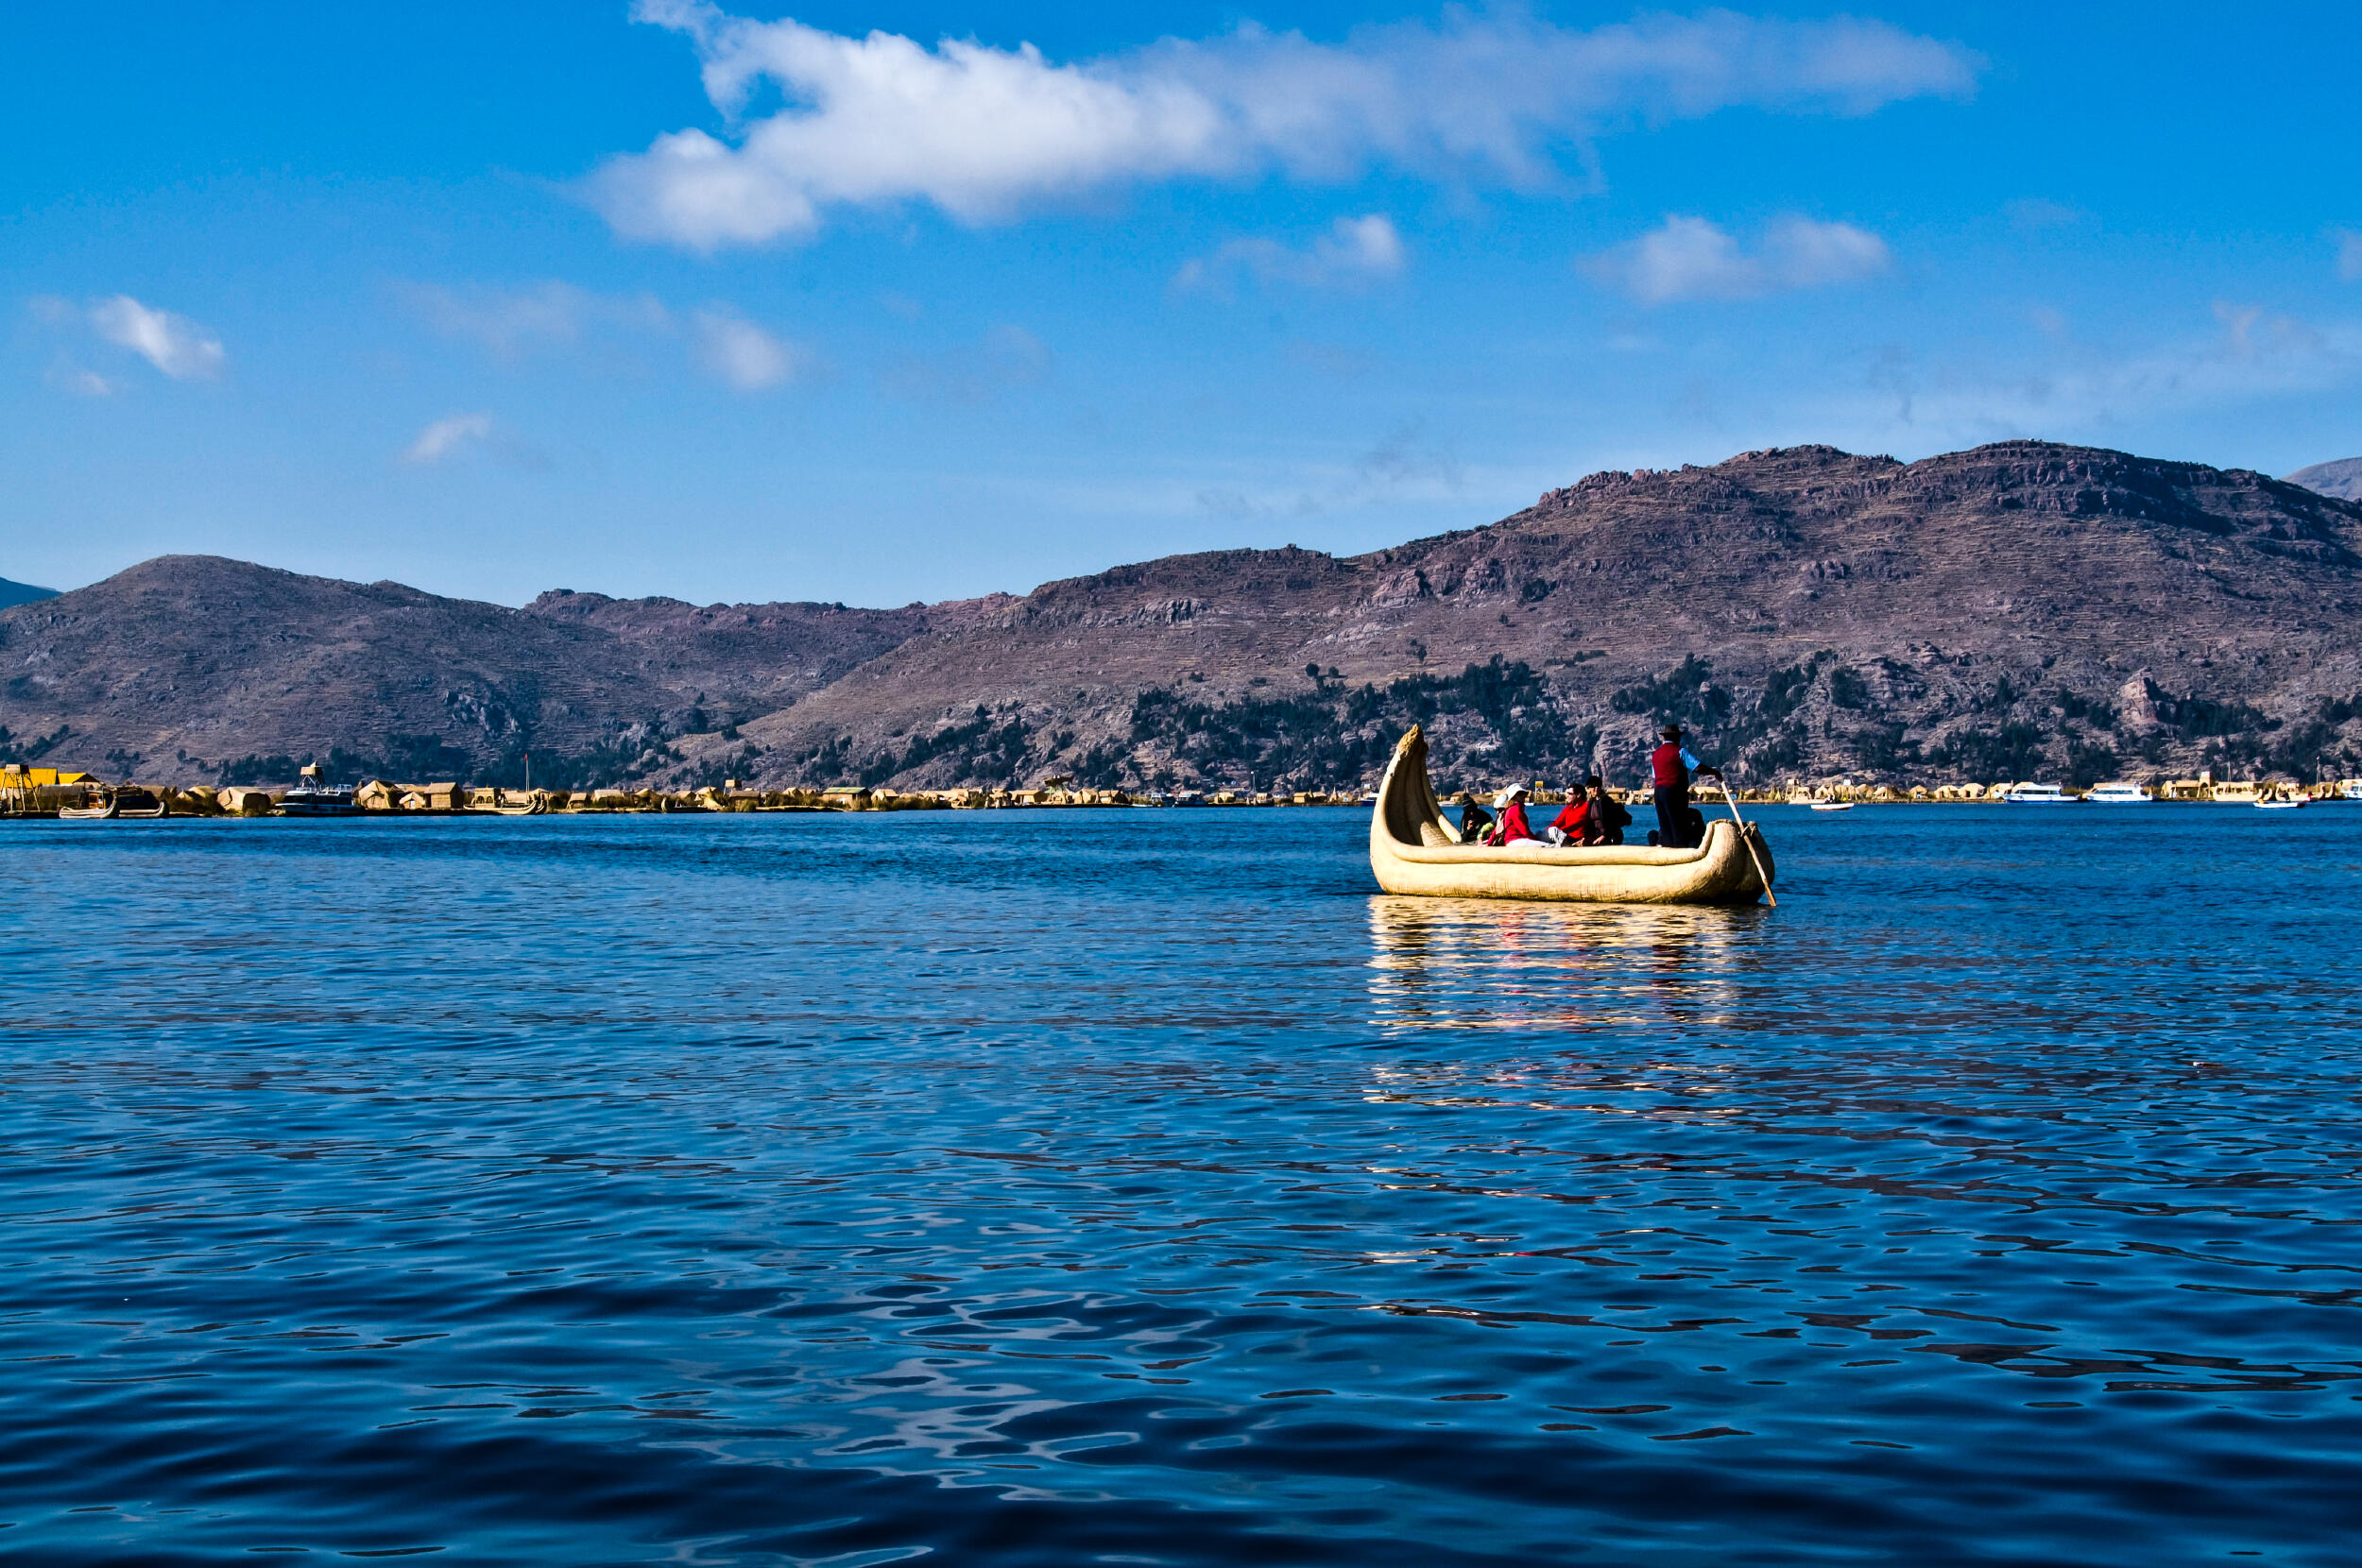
<box><xmin>6</xmin><ymin>764</ymin><xmax>2357</xmax><ymax>820</ymax></box>
<box><xmin>0</xmin><ymin>767</ymin><xmax>1368</xmax><ymax>819</ymax></box>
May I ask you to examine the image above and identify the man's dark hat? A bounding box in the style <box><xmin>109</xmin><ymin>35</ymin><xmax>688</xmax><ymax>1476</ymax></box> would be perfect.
<box><xmin>1661</xmin><ymin>724</ymin><xmax>1683</xmax><ymax>738</ymax></box>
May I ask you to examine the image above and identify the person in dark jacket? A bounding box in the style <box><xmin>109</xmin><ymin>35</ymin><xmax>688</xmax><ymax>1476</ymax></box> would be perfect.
<box><xmin>1549</xmin><ymin>775</ymin><xmax>1631</xmax><ymax>845</ymax></box>
<box><xmin>1648</xmin><ymin>724</ymin><xmax>1723</xmax><ymax>848</ymax></box>
<box><xmin>1456</xmin><ymin>792</ymin><xmax>1496</xmax><ymax>844</ymax></box>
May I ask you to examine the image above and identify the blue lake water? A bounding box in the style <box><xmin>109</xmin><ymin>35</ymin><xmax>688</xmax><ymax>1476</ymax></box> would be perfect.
<box><xmin>4</xmin><ymin>805</ymin><xmax>2359</xmax><ymax>1566</ymax></box>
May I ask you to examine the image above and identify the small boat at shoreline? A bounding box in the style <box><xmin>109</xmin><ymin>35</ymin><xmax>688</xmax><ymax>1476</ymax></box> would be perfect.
<box><xmin>2003</xmin><ymin>782</ymin><xmax>2076</xmax><ymax>804</ymax></box>
<box><xmin>281</xmin><ymin>764</ymin><xmax>361</xmax><ymax>817</ymax></box>
<box><xmin>1809</xmin><ymin>801</ymin><xmax>1852</xmax><ymax>812</ymax></box>
<box><xmin>1368</xmin><ymin>726</ymin><xmax>1773</xmax><ymax>905</ymax></box>
<box><xmin>57</xmin><ymin>786</ymin><xmax>167</xmax><ymax>820</ymax></box>
<box><xmin>2086</xmin><ymin>782</ymin><xmax>2151</xmax><ymax>804</ymax></box>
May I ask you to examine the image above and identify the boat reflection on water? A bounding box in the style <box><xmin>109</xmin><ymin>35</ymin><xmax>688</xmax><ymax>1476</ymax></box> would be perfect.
<box><xmin>1365</xmin><ymin>894</ymin><xmax>1768</xmax><ymax>1036</ymax></box>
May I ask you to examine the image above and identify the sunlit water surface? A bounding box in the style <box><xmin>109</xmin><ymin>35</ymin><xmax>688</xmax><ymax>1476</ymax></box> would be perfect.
<box><xmin>4</xmin><ymin>806</ymin><xmax>2359</xmax><ymax>1565</ymax></box>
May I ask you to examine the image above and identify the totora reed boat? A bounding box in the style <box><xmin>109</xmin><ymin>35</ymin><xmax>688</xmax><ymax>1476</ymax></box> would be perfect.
<box><xmin>1369</xmin><ymin>726</ymin><xmax>1774</xmax><ymax>905</ymax></box>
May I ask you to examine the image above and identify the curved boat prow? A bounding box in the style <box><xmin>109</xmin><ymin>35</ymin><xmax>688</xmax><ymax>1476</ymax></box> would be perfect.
<box><xmin>1369</xmin><ymin>726</ymin><xmax>1773</xmax><ymax>906</ymax></box>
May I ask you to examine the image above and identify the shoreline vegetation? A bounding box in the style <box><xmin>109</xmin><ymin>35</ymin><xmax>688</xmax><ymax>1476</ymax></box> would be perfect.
<box><xmin>5</xmin><ymin>766</ymin><xmax>2354</xmax><ymax>819</ymax></box>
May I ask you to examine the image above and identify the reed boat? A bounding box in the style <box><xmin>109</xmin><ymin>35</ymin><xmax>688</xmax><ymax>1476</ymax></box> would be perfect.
<box><xmin>1369</xmin><ymin>726</ymin><xmax>1773</xmax><ymax>905</ymax></box>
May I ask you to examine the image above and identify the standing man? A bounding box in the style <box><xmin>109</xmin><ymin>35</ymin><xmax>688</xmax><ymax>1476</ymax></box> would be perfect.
<box><xmin>1649</xmin><ymin>724</ymin><xmax>1723</xmax><ymax>848</ymax></box>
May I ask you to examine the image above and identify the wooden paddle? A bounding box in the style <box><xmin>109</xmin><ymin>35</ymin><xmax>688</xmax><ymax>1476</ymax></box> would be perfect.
<box><xmin>1715</xmin><ymin>777</ymin><xmax>1777</xmax><ymax>908</ymax></box>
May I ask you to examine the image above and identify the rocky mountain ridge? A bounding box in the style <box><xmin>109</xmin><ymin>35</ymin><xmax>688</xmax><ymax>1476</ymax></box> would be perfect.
<box><xmin>7</xmin><ymin>439</ymin><xmax>2360</xmax><ymax>790</ymax></box>
<box><xmin>2287</xmin><ymin>456</ymin><xmax>2362</xmax><ymax>502</ymax></box>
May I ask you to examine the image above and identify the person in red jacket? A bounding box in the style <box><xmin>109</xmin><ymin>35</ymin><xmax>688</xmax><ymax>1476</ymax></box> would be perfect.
<box><xmin>1649</xmin><ymin>724</ymin><xmax>1723</xmax><ymax>848</ymax></box>
<box><xmin>1549</xmin><ymin>775</ymin><xmax>1631</xmax><ymax>845</ymax></box>
<box><xmin>1486</xmin><ymin>785</ymin><xmax>1539</xmax><ymax>845</ymax></box>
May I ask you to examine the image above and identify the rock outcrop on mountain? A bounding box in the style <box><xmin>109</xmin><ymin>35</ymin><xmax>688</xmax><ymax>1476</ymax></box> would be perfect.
<box><xmin>0</xmin><ymin>577</ymin><xmax>57</xmax><ymax>609</ymax></box>
<box><xmin>7</xmin><ymin>440</ymin><xmax>2360</xmax><ymax>790</ymax></box>
<box><xmin>2287</xmin><ymin>457</ymin><xmax>2362</xmax><ymax>502</ymax></box>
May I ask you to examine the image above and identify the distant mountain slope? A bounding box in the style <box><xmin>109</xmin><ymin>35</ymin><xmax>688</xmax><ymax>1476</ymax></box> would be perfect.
<box><xmin>7</xmin><ymin>441</ymin><xmax>2360</xmax><ymax>789</ymax></box>
<box><xmin>521</xmin><ymin>588</ymin><xmax>953</xmax><ymax>728</ymax></box>
<box><xmin>2286</xmin><ymin>456</ymin><xmax>2362</xmax><ymax>502</ymax></box>
<box><xmin>0</xmin><ymin>559</ymin><xmax>959</xmax><ymax>783</ymax></box>
<box><xmin>0</xmin><ymin>577</ymin><xmax>58</xmax><ymax>608</ymax></box>
<box><xmin>710</xmin><ymin>440</ymin><xmax>2362</xmax><ymax>791</ymax></box>
<box><xmin>0</xmin><ymin>556</ymin><xmax>678</xmax><ymax>781</ymax></box>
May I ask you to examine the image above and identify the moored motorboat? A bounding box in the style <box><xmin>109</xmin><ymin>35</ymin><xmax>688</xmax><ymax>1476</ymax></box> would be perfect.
<box><xmin>280</xmin><ymin>763</ymin><xmax>362</xmax><ymax>817</ymax></box>
<box><xmin>2003</xmin><ymin>782</ymin><xmax>2076</xmax><ymax>803</ymax></box>
<box><xmin>1368</xmin><ymin>726</ymin><xmax>1773</xmax><ymax>905</ymax></box>
<box><xmin>2086</xmin><ymin>782</ymin><xmax>2151</xmax><ymax>804</ymax></box>
<box><xmin>1809</xmin><ymin>801</ymin><xmax>1853</xmax><ymax>811</ymax></box>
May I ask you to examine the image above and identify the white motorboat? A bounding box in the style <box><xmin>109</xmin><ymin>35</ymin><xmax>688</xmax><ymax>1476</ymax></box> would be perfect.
<box><xmin>2085</xmin><ymin>782</ymin><xmax>2151</xmax><ymax>804</ymax></box>
<box><xmin>2340</xmin><ymin>780</ymin><xmax>2362</xmax><ymax>801</ymax></box>
<box><xmin>2255</xmin><ymin>798</ymin><xmax>2307</xmax><ymax>810</ymax></box>
<box><xmin>2003</xmin><ymin>783</ymin><xmax>2076</xmax><ymax>804</ymax></box>
<box><xmin>279</xmin><ymin>763</ymin><xmax>361</xmax><ymax>817</ymax></box>
<box><xmin>1809</xmin><ymin>801</ymin><xmax>1853</xmax><ymax>811</ymax></box>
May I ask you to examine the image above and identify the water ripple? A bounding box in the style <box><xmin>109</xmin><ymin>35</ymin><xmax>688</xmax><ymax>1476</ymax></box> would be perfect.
<box><xmin>2</xmin><ymin>807</ymin><xmax>2358</xmax><ymax>1564</ymax></box>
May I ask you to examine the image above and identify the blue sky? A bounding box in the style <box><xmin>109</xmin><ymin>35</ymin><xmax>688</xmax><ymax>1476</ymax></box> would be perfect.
<box><xmin>6</xmin><ymin>2</ymin><xmax>2360</xmax><ymax>607</ymax></box>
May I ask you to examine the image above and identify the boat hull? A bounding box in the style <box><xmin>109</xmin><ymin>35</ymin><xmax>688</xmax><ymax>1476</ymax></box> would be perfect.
<box><xmin>1368</xmin><ymin>727</ymin><xmax>1772</xmax><ymax>905</ymax></box>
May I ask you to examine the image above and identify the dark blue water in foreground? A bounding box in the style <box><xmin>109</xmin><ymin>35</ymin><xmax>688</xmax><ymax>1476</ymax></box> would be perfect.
<box><xmin>5</xmin><ymin>806</ymin><xmax>2360</xmax><ymax>1566</ymax></box>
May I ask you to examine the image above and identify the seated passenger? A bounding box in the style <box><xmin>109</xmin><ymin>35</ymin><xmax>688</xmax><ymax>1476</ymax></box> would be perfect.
<box><xmin>1547</xmin><ymin>776</ymin><xmax>1631</xmax><ymax>846</ymax></box>
<box><xmin>1456</xmin><ymin>793</ymin><xmax>1497</xmax><ymax>844</ymax></box>
<box><xmin>1486</xmin><ymin>785</ymin><xmax>1540</xmax><ymax>845</ymax></box>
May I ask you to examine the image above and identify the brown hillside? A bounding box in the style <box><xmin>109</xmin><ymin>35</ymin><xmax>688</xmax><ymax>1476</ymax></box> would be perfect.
<box><xmin>711</xmin><ymin>441</ymin><xmax>2362</xmax><ymax>790</ymax></box>
<box><xmin>7</xmin><ymin>441</ymin><xmax>2359</xmax><ymax>789</ymax></box>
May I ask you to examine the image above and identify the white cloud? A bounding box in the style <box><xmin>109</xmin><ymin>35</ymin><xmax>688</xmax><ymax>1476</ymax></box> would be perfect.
<box><xmin>1175</xmin><ymin>213</ymin><xmax>1405</xmax><ymax>294</ymax></box>
<box><xmin>1830</xmin><ymin>303</ymin><xmax>2362</xmax><ymax>448</ymax></box>
<box><xmin>693</xmin><ymin>307</ymin><xmax>796</xmax><ymax>389</ymax></box>
<box><xmin>402</xmin><ymin>278</ymin><xmax>801</xmax><ymax>391</ymax></box>
<box><xmin>402</xmin><ymin>281</ymin><xmax>671</xmax><ymax>358</ymax></box>
<box><xmin>2337</xmin><ymin>230</ymin><xmax>2362</xmax><ymax>283</ymax></box>
<box><xmin>402</xmin><ymin>413</ymin><xmax>497</xmax><ymax>466</ymax></box>
<box><xmin>88</xmin><ymin>296</ymin><xmax>225</xmax><ymax>380</ymax></box>
<box><xmin>1583</xmin><ymin>214</ymin><xmax>1891</xmax><ymax>304</ymax></box>
<box><xmin>589</xmin><ymin>2</ymin><xmax>1978</xmax><ymax>248</ymax></box>
<box><xmin>67</xmin><ymin>369</ymin><xmax>113</xmax><ymax>397</ymax></box>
